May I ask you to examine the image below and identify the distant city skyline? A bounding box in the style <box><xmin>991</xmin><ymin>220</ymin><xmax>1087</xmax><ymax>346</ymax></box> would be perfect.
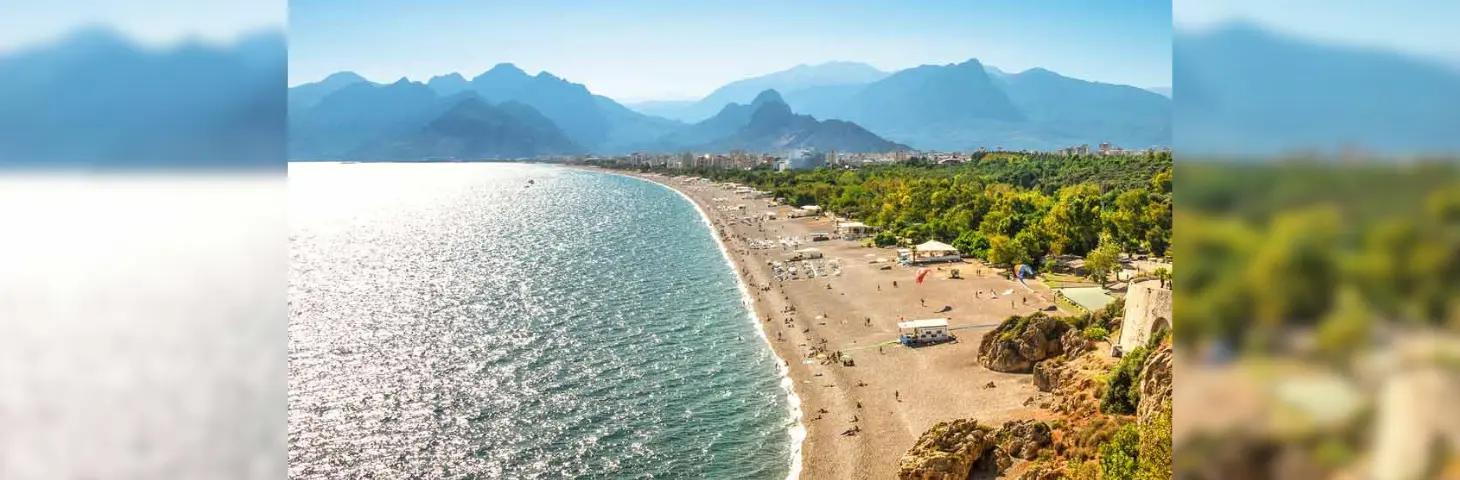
<box><xmin>289</xmin><ymin>0</ymin><xmax>1173</xmax><ymax>102</ymax></box>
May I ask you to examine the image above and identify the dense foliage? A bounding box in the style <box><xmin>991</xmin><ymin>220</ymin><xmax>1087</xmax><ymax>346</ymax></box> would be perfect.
<box><xmin>1177</xmin><ymin>161</ymin><xmax>1460</xmax><ymax>352</ymax></box>
<box><xmin>1099</xmin><ymin>423</ymin><xmax>1142</xmax><ymax>480</ymax></box>
<box><xmin>623</xmin><ymin>151</ymin><xmax>1172</xmax><ymax>267</ymax></box>
<box><xmin>1100</xmin><ymin>346</ymin><xmax>1149</xmax><ymax>415</ymax></box>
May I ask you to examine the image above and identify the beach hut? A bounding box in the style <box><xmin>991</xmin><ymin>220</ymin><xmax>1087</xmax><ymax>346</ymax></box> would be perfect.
<box><xmin>836</xmin><ymin>221</ymin><xmax>872</xmax><ymax>239</ymax></box>
<box><xmin>912</xmin><ymin>240</ymin><xmax>961</xmax><ymax>264</ymax></box>
<box><xmin>898</xmin><ymin>318</ymin><xmax>951</xmax><ymax>344</ymax></box>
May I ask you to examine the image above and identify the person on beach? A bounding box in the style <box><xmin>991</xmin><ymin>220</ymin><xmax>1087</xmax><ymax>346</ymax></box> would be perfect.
<box><xmin>895</xmin><ymin>390</ymin><xmax>900</xmax><ymax>401</ymax></box>
<box><xmin>920</xmin><ymin>298</ymin><xmax>925</xmax><ymax>307</ymax></box>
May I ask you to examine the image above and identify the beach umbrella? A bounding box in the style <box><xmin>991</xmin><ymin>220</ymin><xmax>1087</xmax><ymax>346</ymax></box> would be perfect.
<box><xmin>916</xmin><ymin>268</ymin><xmax>930</xmax><ymax>284</ymax></box>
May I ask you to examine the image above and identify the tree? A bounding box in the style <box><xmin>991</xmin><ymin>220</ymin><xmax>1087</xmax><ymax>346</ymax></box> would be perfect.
<box><xmin>1086</xmin><ymin>235</ymin><xmax>1121</xmax><ymax>287</ymax></box>
<box><xmin>1153</xmin><ymin>268</ymin><xmax>1171</xmax><ymax>289</ymax></box>
<box><xmin>952</xmin><ymin>230</ymin><xmax>990</xmax><ymax>259</ymax></box>
<box><xmin>1106</xmin><ymin>188</ymin><xmax>1151</xmax><ymax>255</ymax></box>
<box><xmin>987</xmin><ymin>234</ymin><xmax>1029</xmax><ymax>267</ymax></box>
<box><xmin>1043</xmin><ymin>184</ymin><xmax>1104</xmax><ymax>256</ymax></box>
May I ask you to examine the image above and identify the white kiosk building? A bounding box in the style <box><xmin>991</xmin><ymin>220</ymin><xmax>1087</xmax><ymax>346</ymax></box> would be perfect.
<box><xmin>898</xmin><ymin>318</ymin><xmax>951</xmax><ymax>344</ymax></box>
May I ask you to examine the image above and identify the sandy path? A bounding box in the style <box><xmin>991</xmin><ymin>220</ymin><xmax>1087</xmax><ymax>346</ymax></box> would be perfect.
<box><xmin>610</xmin><ymin>170</ymin><xmax>1055</xmax><ymax>479</ymax></box>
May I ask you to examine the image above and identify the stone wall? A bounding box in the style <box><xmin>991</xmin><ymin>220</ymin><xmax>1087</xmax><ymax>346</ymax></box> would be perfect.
<box><xmin>1117</xmin><ymin>279</ymin><xmax>1172</xmax><ymax>353</ymax></box>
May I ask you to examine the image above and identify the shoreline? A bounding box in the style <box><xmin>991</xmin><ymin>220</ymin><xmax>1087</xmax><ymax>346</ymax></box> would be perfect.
<box><xmin>581</xmin><ymin>166</ymin><xmax>1054</xmax><ymax>479</ymax></box>
<box><xmin>601</xmin><ymin>168</ymin><xmax>807</xmax><ymax>480</ymax></box>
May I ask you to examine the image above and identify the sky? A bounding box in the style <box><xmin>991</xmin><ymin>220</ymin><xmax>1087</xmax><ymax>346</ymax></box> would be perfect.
<box><xmin>1174</xmin><ymin>0</ymin><xmax>1460</xmax><ymax>67</ymax></box>
<box><xmin>0</xmin><ymin>0</ymin><xmax>284</xmax><ymax>52</ymax></box>
<box><xmin>289</xmin><ymin>0</ymin><xmax>1173</xmax><ymax>102</ymax></box>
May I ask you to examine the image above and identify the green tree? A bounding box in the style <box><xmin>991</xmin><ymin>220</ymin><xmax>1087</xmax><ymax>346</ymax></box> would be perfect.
<box><xmin>1086</xmin><ymin>235</ymin><xmax>1121</xmax><ymax>287</ymax></box>
<box><xmin>1043</xmin><ymin>183</ymin><xmax>1104</xmax><ymax>256</ymax></box>
<box><xmin>1316</xmin><ymin>287</ymin><xmax>1372</xmax><ymax>360</ymax></box>
<box><xmin>987</xmin><ymin>234</ymin><xmax>1029</xmax><ymax>267</ymax></box>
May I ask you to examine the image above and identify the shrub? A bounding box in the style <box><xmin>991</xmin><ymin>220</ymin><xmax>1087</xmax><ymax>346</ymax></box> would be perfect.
<box><xmin>873</xmin><ymin>230</ymin><xmax>898</xmax><ymax>247</ymax></box>
<box><xmin>1084</xmin><ymin>326</ymin><xmax>1110</xmax><ymax>341</ymax></box>
<box><xmin>1100</xmin><ymin>346</ymin><xmax>1149</xmax><ymax>415</ymax></box>
<box><xmin>1136</xmin><ymin>400</ymin><xmax>1173</xmax><ymax>480</ymax></box>
<box><xmin>1099</xmin><ymin>423</ymin><xmax>1141</xmax><ymax>480</ymax></box>
<box><xmin>1068</xmin><ymin>460</ymin><xmax>1101</xmax><ymax>480</ymax></box>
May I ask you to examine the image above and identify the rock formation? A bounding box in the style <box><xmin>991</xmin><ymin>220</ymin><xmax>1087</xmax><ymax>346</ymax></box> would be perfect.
<box><xmin>1060</xmin><ymin>328</ymin><xmax>1090</xmax><ymax>358</ymax></box>
<box><xmin>899</xmin><ymin>419</ymin><xmax>1007</xmax><ymax>480</ymax></box>
<box><xmin>977</xmin><ymin>313</ymin><xmax>1071</xmax><ymax>373</ymax></box>
<box><xmin>995</xmin><ymin>420</ymin><xmax>1053</xmax><ymax>460</ymax></box>
<box><xmin>1138</xmin><ymin>343</ymin><xmax>1173</xmax><ymax>425</ymax></box>
<box><xmin>899</xmin><ymin>419</ymin><xmax>1057</xmax><ymax>479</ymax></box>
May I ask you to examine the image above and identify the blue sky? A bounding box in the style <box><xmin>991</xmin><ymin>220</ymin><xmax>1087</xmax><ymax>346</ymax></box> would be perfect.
<box><xmin>1175</xmin><ymin>0</ymin><xmax>1460</xmax><ymax>67</ymax></box>
<box><xmin>0</xmin><ymin>0</ymin><xmax>283</xmax><ymax>51</ymax></box>
<box><xmin>289</xmin><ymin>0</ymin><xmax>1173</xmax><ymax>102</ymax></box>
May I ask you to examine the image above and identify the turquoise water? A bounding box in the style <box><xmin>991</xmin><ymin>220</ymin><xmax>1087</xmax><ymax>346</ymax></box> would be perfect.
<box><xmin>289</xmin><ymin>163</ymin><xmax>795</xmax><ymax>479</ymax></box>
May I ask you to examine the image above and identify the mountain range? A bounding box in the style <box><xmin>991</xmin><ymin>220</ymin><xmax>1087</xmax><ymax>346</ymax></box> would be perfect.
<box><xmin>1175</xmin><ymin>22</ymin><xmax>1460</xmax><ymax>156</ymax></box>
<box><xmin>290</xmin><ymin>57</ymin><xmax>1173</xmax><ymax>159</ymax></box>
<box><xmin>654</xmin><ymin>59</ymin><xmax>1173</xmax><ymax>152</ymax></box>
<box><xmin>629</xmin><ymin>61</ymin><xmax>891</xmax><ymax>122</ymax></box>
<box><xmin>289</xmin><ymin>64</ymin><xmax>908</xmax><ymax>160</ymax></box>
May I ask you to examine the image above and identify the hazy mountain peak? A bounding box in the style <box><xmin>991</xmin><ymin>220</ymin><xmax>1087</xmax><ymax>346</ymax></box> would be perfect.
<box><xmin>751</xmin><ymin>89</ymin><xmax>784</xmax><ymax>106</ymax></box>
<box><xmin>954</xmin><ymin>57</ymin><xmax>986</xmax><ymax>69</ymax></box>
<box><xmin>324</xmin><ymin>71</ymin><xmax>368</xmax><ymax>84</ymax></box>
<box><xmin>487</xmin><ymin>62</ymin><xmax>526</xmax><ymax>75</ymax></box>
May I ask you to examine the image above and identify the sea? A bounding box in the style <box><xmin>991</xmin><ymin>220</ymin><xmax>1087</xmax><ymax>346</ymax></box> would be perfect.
<box><xmin>288</xmin><ymin>162</ymin><xmax>799</xmax><ymax>479</ymax></box>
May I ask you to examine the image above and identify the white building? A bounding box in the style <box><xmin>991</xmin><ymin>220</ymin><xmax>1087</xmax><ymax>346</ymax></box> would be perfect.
<box><xmin>898</xmin><ymin>318</ymin><xmax>951</xmax><ymax>344</ymax></box>
<box><xmin>836</xmin><ymin>221</ymin><xmax>872</xmax><ymax>239</ymax></box>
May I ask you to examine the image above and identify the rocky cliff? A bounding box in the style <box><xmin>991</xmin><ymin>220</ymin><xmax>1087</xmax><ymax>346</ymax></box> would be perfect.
<box><xmin>1138</xmin><ymin>343</ymin><xmax>1173</xmax><ymax>425</ymax></box>
<box><xmin>898</xmin><ymin>419</ymin><xmax>1055</xmax><ymax>480</ymax></box>
<box><xmin>977</xmin><ymin>313</ymin><xmax>1072</xmax><ymax>373</ymax></box>
<box><xmin>899</xmin><ymin>419</ymin><xmax>1004</xmax><ymax>480</ymax></box>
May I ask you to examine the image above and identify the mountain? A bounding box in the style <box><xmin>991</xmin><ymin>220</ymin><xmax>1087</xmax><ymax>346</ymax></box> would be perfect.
<box><xmin>995</xmin><ymin>68</ymin><xmax>1171</xmax><ymax>150</ymax></box>
<box><xmin>429</xmin><ymin>63</ymin><xmax>680</xmax><ymax>152</ymax></box>
<box><xmin>697</xmin><ymin>90</ymin><xmax>908</xmax><ymax>153</ymax></box>
<box><xmin>655</xmin><ymin>89</ymin><xmax>788</xmax><ymax>147</ymax></box>
<box><xmin>1175</xmin><ymin>22</ymin><xmax>1460</xmax><ymax>156</ymax></box>
<box><xmin>289</xmin><ymin>76</ymin><xmax>578</xmax><ymax>160</ymax></box>
<box><xmin>289</xmin><ymin>78</ymin><xmax>441</xmax><ymax>159</ymax></box>
<box><xmin>631</xmin><ymin>62</ymin><xmax>889</xmax><ymax>122</ymax></box>
<box><xmin>355</xmin><ymin>97</ymin><xmax>579</xmax><ymax>160</ymax></box>
<box><xmin>0</xmin><ymin>27</ymin><xmax>286</xmax><ymax>169</ymax></box>
<box><xmin>426</xmin><ymin>72</ymin><xmax>471</xmax><ymax>96</ymax></box>
<box><xmin>289</xmin><ymin>71</ymin><xmax>371</xmax><ymax>112</ymax></box>
<box><xmin>1146</xmin><ymin>87</ymin><xmax>1172</xmax><ymax>98</ymax></box>
<box><xmin>780</xmin><ymin>58</ymin><xmax>1170</xmax><ymax>151</ymax></box>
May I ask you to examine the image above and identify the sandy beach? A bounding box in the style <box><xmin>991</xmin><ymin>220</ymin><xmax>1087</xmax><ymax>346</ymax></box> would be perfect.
<box><xmin>604</xmin><ymin>169</ymin><xmax>1061</xmax><ymax>479</ymax></box>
